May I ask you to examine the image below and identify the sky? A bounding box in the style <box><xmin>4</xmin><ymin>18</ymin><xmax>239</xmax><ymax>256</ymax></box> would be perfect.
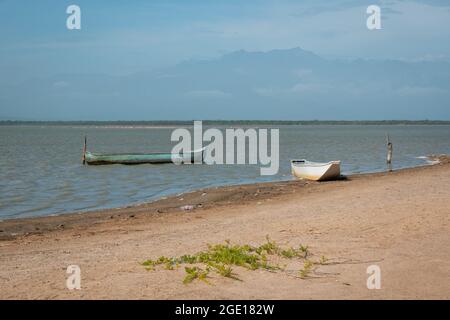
<box><xmin>0</xmin><ymin>0</ymin><xmax>450</xmax><ymax>120</ymax></box>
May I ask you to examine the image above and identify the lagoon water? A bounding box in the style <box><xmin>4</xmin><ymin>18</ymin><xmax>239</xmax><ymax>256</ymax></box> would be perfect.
<box><xmin>0</xmin><ymin>124</ymin><xmax>449</xmax><ymax>219</ymax></box>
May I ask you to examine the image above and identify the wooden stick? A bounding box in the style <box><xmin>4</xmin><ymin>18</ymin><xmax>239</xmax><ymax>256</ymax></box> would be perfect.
<box><xmin>82</xmin><ymin>136</ymin><xmax>87</xmax><ymax>165</ymax></box>
<box><xmin>386</xmin><ymin>133</ymin><xmax>393</xmax><ymax>172</ymax></box>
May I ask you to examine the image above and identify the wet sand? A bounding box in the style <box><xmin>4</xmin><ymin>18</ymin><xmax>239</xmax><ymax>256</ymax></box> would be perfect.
<box><xmin>0</xmin><ymin>158</ymin><xmax>449</xmax><ymax>299</ymax></box>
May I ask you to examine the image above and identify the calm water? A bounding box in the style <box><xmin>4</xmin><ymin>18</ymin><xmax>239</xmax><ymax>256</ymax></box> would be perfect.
<box><xmin>0</xmin><ymin>125</ymin><xmax>449</xmax><ymax>219</ymax></box>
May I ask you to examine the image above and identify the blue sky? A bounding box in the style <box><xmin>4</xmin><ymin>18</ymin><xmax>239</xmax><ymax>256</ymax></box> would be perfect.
<box><xmin>1</xmin><ymin>0</ymin><xmax>450</xmax><ymax>120</ymax></box>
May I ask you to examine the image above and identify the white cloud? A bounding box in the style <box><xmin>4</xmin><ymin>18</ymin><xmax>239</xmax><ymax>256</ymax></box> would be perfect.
<box><xmin>254</xmin><ymin>81</ymin><xmax>367</xmax><ymax>98</ymax></box>
<box><xmin>52</xmin><ymin>81</ymin><xmax>69</xmax><ymax>88</ymax></box>
<box><xmin>185</xmin><ymin>89</ymin><xmax>231</xmax><ymax>99</ymax></box>
<box><xmin>396</xmin><ymin>86</ymin><xmax>448</xmax><ymax>96</ymax></box>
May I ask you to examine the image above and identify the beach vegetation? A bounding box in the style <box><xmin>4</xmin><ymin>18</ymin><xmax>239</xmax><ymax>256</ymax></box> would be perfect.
<box><xmin>319</xmin><ymin>255</ymin><xmax>328</xmax><ymax>265</ymax></box>
<box><xmin>299</xmin><ymin>245</ymin><xmax>309</xmax><ymax>258</ymax></box>
<box><xmin>299</xmin><ymin>260</ymin><xmax>315</xmax><ymax>279</ymax></box>
<box><xmin>183</xmin><ymin>266</ymin><xmax>210</xmax><ymax>284</ymax></box>
<box><xmin>142</xmin><ymin>236</ymin><xmax>318</xmax><ymax>284</ymax></box>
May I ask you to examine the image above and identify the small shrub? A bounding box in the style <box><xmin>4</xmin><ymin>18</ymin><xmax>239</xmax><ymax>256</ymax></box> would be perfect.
<box><xmin>299</xmin><ymin>260</ymin><xmax>314</xmax><ymax>279</ymax></box>
<box><xmin>319</xmin><ymin>255</ymin><xmax>328</xmax><ymax>265</ymax></box>
<box><xmin>183</xmin><ymin>266</ymin><xmax>210</xmax><ymax>284</ymax></box>
<box><xmin>142</xmin><ymin>236</ymin><xmax>317</xmax><ymax>284</ymax></box>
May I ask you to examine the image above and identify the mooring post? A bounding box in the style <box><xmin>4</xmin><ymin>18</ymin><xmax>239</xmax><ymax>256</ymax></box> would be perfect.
<box><xmin>386</xmin><ymin>133</ymin><xmax>393</xmax><ymax>172</ymax></box>
<box><xmin>82</xmin><ymin>136</ymin><xmax>87</xmax><ymax>165</ymax></box>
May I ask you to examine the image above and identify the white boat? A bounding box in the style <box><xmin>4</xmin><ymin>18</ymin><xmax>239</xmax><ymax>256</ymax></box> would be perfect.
<box><xmin>291</xmin><ymin>159</ymin><xmax>341</xmax><ymax>181</ymax></box>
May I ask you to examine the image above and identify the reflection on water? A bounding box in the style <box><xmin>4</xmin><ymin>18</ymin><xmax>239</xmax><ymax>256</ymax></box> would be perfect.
<box><xmin>0</xmin><ymin>125</ymin><xmax>449</xmax><ymax>219</ymax></box>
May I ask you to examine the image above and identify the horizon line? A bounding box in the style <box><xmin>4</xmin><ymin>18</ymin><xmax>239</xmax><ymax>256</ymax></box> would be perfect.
<box><xmin>1</xmin><ymin>120</ymin><xmax>450</xmax><ymax>125</ymax></box>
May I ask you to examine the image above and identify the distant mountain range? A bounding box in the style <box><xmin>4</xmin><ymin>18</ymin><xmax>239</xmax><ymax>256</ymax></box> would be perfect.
<box><xmin>1</xmin><ymin>47</ymin><xmax>449</xmax><ymax>120</ymax></box>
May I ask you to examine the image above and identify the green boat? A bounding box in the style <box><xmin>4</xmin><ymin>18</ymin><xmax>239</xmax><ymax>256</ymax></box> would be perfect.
<box><xmin>82</xmin><ymin>137</ymin><xmax>204</xmax><ymax>165</ymax></box>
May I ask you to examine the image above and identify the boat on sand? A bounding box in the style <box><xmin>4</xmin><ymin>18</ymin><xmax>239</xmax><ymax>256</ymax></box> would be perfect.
<box><xmin>291</xmin><ymin>159</ymin><xmax>341</xmax><ymax>181</ymax></box>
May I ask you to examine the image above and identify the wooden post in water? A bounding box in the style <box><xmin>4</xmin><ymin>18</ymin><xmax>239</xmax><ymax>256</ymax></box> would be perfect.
<box><xmin>386</xmin><ymin>133</ymin><xmax>393</xmax><ymax>172</ymax></box>
<box><xmin>82</xmin><ymin>136</ymin><xmax>87</xmax><ymax>165</ymax></box>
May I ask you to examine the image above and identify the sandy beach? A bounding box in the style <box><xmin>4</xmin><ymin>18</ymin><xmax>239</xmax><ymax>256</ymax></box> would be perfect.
<box><xmin>1</xmin><ymin>158</ymin><xmax>449</xmax><ymax>300</ymax></box>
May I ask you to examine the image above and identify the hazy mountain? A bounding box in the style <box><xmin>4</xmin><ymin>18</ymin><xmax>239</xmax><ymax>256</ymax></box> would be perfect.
<box><xmin>1</xmin><ymin>47</ymin><xmax>449</xmax><ymax>120</ymax></box>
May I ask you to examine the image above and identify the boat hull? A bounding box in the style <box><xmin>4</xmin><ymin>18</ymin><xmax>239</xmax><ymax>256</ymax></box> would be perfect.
<box><xmin>291</xmin><ymin>160</ymin><xmax>341</xmax><ymax>181</ymax></box>
<box><xmin>85</xmin><ymin>149</ymin><xmax>203</xmax><ymax>165</ymax></box>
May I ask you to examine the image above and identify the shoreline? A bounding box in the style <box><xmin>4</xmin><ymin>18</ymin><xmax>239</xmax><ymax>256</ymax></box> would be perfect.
<box><xmin>1</xmin><ymin>157</ymin><xmax>435</xmax><ymax>220</ymax></box>
<box><xmin>1</xmin><ymin>156</ymin><xmax>449</xmax><ymax>299</ymax></box>
<box><xmin>0</xmin><ymin>161</ymin><xmax>427</xmax><ymax>222</ymax></box>
<box><xmin>0</xmin><ymin>156</ymin><xmax>447</xmax><ymax>240</ymax></box>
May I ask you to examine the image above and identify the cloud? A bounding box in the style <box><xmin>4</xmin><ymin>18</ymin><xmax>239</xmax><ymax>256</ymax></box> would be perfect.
<box><xmin>396</xmin><ymin>86</ymin><xmax>448</xmax><ymax>96</ymax></box>
<box><xmin>408</xmin><ymin>0</ymin><xmax>450</xmax><ymax>7</ymax></box>
<box><xmin>2</xmin><ymin>46</ymin><xmax>450</xmax><ymax>120</ymax></box>
<box><xmin>292</xmin><ymin>68</ymin><xmax>313</xmax><ymax>78</ymax></box>
<box><xmin>290</xmin><ymin>83</ymin><xmax>330</xmax><ymax>93</ymax></box>
<box><xmin>254</xmin><ymin>82</ymin><xmax>362</xmax><ymax>99</ymax></box>
<box><xmin>184</xmin><ymin>89</ymin><xmax>231</xmax><ymax>99</ymax></box>
<box><xmin>52</xmin><ymin>81</ymin><xmax>69</xmax><ymax>88</ymax></box>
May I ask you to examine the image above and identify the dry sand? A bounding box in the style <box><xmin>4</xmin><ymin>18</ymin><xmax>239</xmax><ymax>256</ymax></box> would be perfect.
<box><xmin>0</xmin><ymin>159</ymin><xmax>449</xmax><ymax>299</ymax></box>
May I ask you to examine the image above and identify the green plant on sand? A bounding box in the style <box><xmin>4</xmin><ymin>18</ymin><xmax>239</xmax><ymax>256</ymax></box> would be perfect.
<box><xmin>142</xmin><ymin>236</ymin><xmax>321</xmax><ymax>284</ymax></box>
<box><xmin>183</xmin><ymin>266</ymin><xmax>210</xmax><ymax>284</ymax></box>
<box><xmin>299</xmin><ymin>260</ymin><xmax>315</xmax><ymax>279</ymax></box>
<box><xmin>319</xmin><ymin>255</ymin><xmax>328</xmax><ymax>265</ymax></box>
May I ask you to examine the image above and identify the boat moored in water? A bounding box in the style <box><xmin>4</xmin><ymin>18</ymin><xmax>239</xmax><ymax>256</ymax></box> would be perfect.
<box><xmin>84</xmin><ymin>149</ymin><xmax>204</xmax><ymax>165</ymax></box>
<box><xmin>82</xmin><ymin>137</ymin><xmax>204</xmax><ymax>165</ymax></box>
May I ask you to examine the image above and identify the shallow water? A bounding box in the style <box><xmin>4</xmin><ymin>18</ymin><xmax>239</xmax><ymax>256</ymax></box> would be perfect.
<box><xmin>0</xmin><ymin>124</ymin><xmax>449</xmax><ymax>219</ymax></box>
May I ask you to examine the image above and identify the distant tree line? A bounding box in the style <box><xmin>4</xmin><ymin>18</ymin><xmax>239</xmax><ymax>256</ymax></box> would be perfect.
<box><xmin>1</xmin><ymin>120</ymin><xmax>449</xmax><ymax>126</ymax></box>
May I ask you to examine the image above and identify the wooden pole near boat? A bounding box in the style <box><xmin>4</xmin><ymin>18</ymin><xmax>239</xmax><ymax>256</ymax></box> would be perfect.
<box><xmin>82</xmin><ymin>136</ymin><xmax>87</xmax><ymax>165</ymax></box>
<box><xmin>386</xmin><ymin>133</ymin><xmax>393</xmax><ymax>172</ymax></box>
